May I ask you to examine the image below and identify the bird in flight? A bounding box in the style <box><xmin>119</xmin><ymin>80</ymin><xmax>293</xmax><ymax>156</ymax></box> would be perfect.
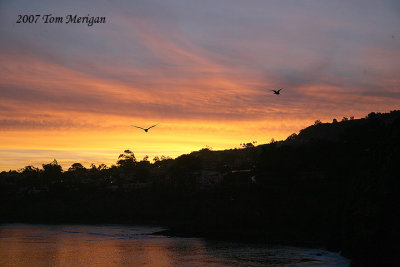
<box><xmin>131</xmin><ymin>124</ymin><xmax>159</xmax><ymax>132</ymax></box>
<box><xmin>271</xmin><ymin>88</ymin><xmax>283</xmax><ymax>95</ymax></box>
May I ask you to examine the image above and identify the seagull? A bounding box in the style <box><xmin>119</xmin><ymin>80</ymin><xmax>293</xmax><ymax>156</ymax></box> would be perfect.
<box><xmin>131</xmin><ymin>124</ymin><xmax>159</xmax><ymax>132</ymax></box>
<box><xmin>271</xmin><ymin>88</ymin><xmax>283</xmax><ymax>95</ymax></box>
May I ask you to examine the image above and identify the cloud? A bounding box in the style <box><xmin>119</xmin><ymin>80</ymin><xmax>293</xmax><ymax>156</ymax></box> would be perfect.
<box><xmin>0</xmin><ymin>0</ymin><xmax>399</xmax><ymax>169</ymax></box>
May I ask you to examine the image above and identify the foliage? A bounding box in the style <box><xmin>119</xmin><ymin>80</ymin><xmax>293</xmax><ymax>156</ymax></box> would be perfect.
<box><xmin>240</xmin><ymin>141</ymin><xmax>257</xmax><ymax>148</ymax></box>
<box><xmin>42</xmin><ymin>159</ymin><xmax>62</xmax><ymax>174</ymax></box>
<box><xmin>69</xmin><ymin>163</ymin><xmax>86</xmax><ymax>172</ymax></box>
<box><xmin>117</xmin><ymin>150</ymin><xmax>136</xmax><ymax>169</ymax></box>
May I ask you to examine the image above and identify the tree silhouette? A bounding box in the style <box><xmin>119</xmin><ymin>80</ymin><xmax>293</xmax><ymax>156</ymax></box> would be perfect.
<box><xmin>20</xmin><ymin>165</ymin><xmax>39</xmax><ymax>174</ymax></box>
<box><xmin>68</xmin><ymin>163</ymin><xmax>86</xmax><ymax>172</ymax></box>
<box><xmin>286</xmin><ymin>133</ymin><xmax>297</xmax><ymax>141</ymax></box>
<box><xmin>97</xmin><ymin>163</ymin><xmax>108</xmax><ymax>170</ymax></box>
<box><xmin>240</xmin><ymin>141</ymin><xmax>257</xmax><ymax>148</ymax></box>
<box><xmin>117</xmin><ymin>150</ymin><xmax>136</xmax><ymax>169</ymax></box>
<box><xmin>42</xmin><ymin>159</ymin><xmax>62</xmax><ymax>174</ymax></box>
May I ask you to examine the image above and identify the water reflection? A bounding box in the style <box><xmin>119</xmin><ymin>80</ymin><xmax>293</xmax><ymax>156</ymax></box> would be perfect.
<box><xmin>0</xmin><ymin>224</ymin><xmax>349</xmax><ymax>266</ymax></box>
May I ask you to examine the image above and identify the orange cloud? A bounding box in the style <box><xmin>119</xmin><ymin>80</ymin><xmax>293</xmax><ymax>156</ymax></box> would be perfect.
<box><xmin>1</xmin><ymin>0</ymin><xmax>399</xmax><ymax>170</ymax></box>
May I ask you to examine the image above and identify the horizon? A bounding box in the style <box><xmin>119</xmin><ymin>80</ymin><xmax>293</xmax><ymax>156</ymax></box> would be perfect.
<box><xmin>2</xmin><ymin>109</ymin><xmax>396</xmax><ymax>172</ymax></box>
<box><xmin>1</xmin><ymin>0</ymin><xmax>399</xmax><ymax>171</ymax></box>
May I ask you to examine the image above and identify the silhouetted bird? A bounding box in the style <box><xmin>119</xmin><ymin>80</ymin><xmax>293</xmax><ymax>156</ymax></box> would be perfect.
<box><xmin>131</xmin><ymin>124</ymin><xmax>159</xmax><ymax>132</ymax></box>
<box><xmin>272</xmin><ymin>88</ymin><xmax>283</xmax><ymax>95</ymax></box>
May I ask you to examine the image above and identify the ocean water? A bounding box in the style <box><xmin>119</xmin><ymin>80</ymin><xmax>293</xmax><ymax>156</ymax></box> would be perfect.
<box><xmin>0</xmin><ymin>224</ymin><xmax>350</xmax><ymax>266</ymax></box>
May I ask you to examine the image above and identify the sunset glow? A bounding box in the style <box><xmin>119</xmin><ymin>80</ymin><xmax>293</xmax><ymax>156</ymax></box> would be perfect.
<box><xmin>1</xmin><ymin>0</ymin><xmax>399</xmax><ymax>170</ymax></box>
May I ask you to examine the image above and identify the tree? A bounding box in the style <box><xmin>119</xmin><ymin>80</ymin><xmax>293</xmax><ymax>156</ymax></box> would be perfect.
<box><xmin>42</xmin><ymin>159</ymin><xmax>62</xmax><ymax>180</ymax></box>
<box><xmin>367</xmin><ymin>112</ymin><xmax>376</xmax><ymax>119</ymax></box>
<box><xmin>137</xmin><ymin>155</ymin><xmax>150</xmax><ymax>167</ymax></box>
<box><xmin>20</xmin><ymin>165</ymin><xmax>39</xmax><ymax>174</ymax></box>
<box><xmin>200</xmin><ymin>145</ymin><xmax>212</xmax><ymax>152</ymax></box>
<box><xmin>97</xmin><ymin>164</ymin><xmax>108</xmax><ymax>171</ymax></box>
<box><xmin>90</xmin><ymin>163</ymin><xmax>108</xmax><ymax>171</ymax></box>
<box><xmin>68</xmin><ymin>163</ymin><xmax>86</xmax><ymax>172</ymax></box>
<box><xmin>286</xmin><ymin>133</ymin><xmax>297</xmax><ymax>141</ymax></box>
<box><xmin>42</xmin><ymin>159</ymin><xmax>62</xmax><ymax>173</ymax></box>
<box><xmin>153</xmin><ymin>155</ymin><xmax>173</xmax><ymax>169</ymax></box>
<box><xmin>117</xmin><ymin>150</ymin><xmax>136</xmax><ymax>169</ymax></box>
<box><xmin>240</xmin><ymin>141</ymin><xmax>257</xmax><ymax>148</ymax></box>
<box><xmin>160</xmin><ymin>155</ymin><xmax>172</xmax><ymax>161</ymax></box>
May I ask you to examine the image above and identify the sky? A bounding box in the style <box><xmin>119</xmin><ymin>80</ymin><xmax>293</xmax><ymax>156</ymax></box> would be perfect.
<box><xmin>0</xmin><ymin>0</ymin><xmax>399</xmax><ymax>171</ymax></box>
